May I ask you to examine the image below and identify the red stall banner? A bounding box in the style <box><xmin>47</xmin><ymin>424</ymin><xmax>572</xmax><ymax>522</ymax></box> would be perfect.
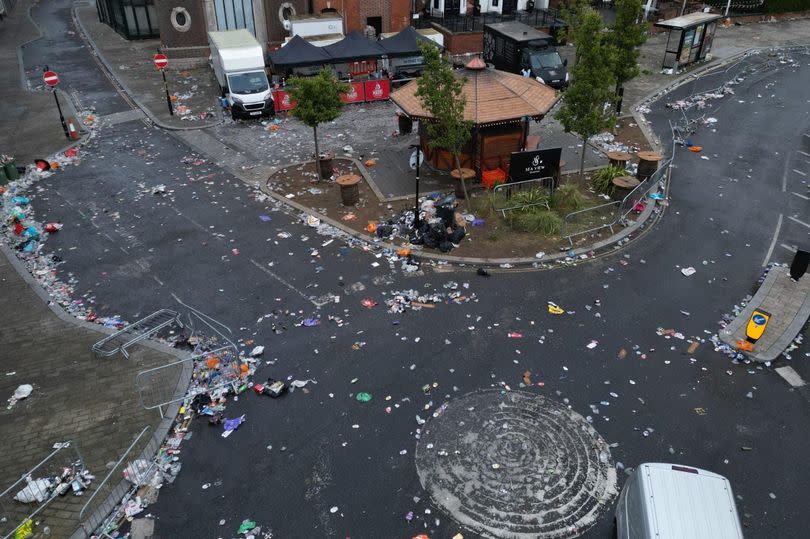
<box><xmin>364</xmin><ymin>79</ymin><xmax>390</xmax><ymax>101</ymax></box>
<box><xmin>273</xmin><ymin>90</ymin><xmax>296</xmax><ymax>112</ymax></box>
<box><xmin>341</xmin><ymin>82</ymin><xmax>365</xmax><ymax>104</ymax></box>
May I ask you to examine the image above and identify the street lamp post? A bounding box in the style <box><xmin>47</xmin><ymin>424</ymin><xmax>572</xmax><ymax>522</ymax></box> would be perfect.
<box><xmin>409</xmin><ymin>143</ymin><xmax>421</xmax><ymax>230</ymax></box>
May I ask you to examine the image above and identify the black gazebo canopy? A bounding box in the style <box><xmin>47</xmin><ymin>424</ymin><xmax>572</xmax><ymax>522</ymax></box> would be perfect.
<box><xmin>379</xmin><ymin>26</ymin><xmax>439</xmax><ymax>57</ymax></box>
<box><xmin>268</xmin><ymin>34</ymin><xmax>333</xmax><ymax>68</ymax></box>
<box><xmin>323</xmin><ymin>31</ymin><xmax>387</xmax><ymax>62</ymax></box>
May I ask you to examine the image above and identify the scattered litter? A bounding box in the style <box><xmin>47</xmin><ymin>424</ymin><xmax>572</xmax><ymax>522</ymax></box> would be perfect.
<box><xmin>681</xmin><ymin>267</ymin><xmax>696</xmax><ymax>276</ymax></box>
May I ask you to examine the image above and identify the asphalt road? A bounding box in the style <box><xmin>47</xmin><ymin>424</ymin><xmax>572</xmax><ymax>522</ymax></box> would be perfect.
<box><xmin>13</xmin><ymin>5</ymin><xmax>810</xmax><ymax>538</ymax></box>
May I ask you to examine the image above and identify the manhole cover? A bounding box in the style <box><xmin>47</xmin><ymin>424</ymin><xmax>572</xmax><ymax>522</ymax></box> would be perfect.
<box><xmin>415</xmin><ymin>389</ymin><xmax>617</xmax><ymax>539</ymax></box>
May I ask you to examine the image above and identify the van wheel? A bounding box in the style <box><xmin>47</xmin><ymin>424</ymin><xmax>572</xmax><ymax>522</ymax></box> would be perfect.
<box><xmin>231</xmin><ymin>108</ymin><xmax>238</xmax><ymax>121</ymax></box>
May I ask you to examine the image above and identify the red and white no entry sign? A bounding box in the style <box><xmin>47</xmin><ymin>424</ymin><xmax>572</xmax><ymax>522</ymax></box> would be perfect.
<box><xmin>43</xmin><ymin>70</ymin><xmax>59</xmax><ymax>87</ymax></box>
<box><xmin>153</xmin><ymin>53</ymin><xmax>169</xmax><ymax>70</ymax></box>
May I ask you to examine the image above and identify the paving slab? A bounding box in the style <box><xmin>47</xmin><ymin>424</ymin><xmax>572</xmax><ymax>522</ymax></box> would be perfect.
<box><xmin>0</xmin><ymin>245</ymin><xmax>188</xmax><ymax>538</ymax></box>
<box><xmin>719</xmin><ymin>266</ymin><xmax>810</xmax><ymax>362</ymax></box>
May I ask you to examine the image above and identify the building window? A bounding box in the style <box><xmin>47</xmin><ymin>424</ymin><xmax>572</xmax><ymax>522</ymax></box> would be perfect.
<box><xmin>96</xmin><ymin>0</ymin><xmax>159</xmax><ymax>40</ymax></box>
<box><xmin>214</xmin><ymin>0</ymin><xmax>256</xmax><ymax>36</ymax></box>
<box><xmin>170</xmin><ymin>7</ymin><xmax>191</xmax><ymax>32</ymax></box>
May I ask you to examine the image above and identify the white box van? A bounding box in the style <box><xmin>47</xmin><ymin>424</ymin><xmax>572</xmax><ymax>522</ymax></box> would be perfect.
<box><xmin>208</xmin><ymin>29</ymin><xmax>273</xmax><ymax>120</ymax></box>
<box><xmin>615</xmin><ymin>463</ymin><xmax>744</xmax><ymax>539</ymax></box>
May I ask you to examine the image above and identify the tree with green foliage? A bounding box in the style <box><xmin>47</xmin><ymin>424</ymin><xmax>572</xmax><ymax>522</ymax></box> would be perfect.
<box><xmin>607</xmin><ymin>0</ymin><xmax>648</xmax><ymax>112</ymax></box>
<box><xmin>287</xmin><ymin>68</ymin><xmax>348</xmax><ymax>177</ymax></box>
<box><xmin>415</xmin><ymin>41</ymin><xmax>473</xmax><ymax>210</ymax></box>
<box><xmin>555</xmin><ymin>8</ymin><xmax>616</xmax><ymax>180</ymax></box>
<box><xmin>559</xmin><ymin>0</ymin><xmax>590</xmax><ymax>57</ymax></box>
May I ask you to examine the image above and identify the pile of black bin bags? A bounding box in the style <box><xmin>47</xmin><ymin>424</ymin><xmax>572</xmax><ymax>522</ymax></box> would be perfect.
<box><xmin>375</xmin><ymin>196</ymin><xmax>465</xmax><ymax>253</ymax></box>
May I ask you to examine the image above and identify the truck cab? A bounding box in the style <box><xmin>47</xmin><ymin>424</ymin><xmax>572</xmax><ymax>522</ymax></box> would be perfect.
<box><xmin>225</xmin><ymin>69</ymin><xmax>272</xmax><ymax>119</ymax></box>
<box><xmin>520</xmin><ymin>44</ymin><xmax>568</xmax><ymax>89</ymax></box>
<box><xmin>483</xmin><ymin>21</ymin><xmax>569</xmax><ymax>89</ymax></box>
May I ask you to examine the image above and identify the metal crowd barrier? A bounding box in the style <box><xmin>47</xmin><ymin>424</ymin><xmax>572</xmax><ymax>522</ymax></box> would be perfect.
<box><xmin>92</xmin><ymin>309</ymin><xmax>182</xmax><ymax>358</ymax></box>
<box><xmin>491</xmin><ymin>176</ymin><xmax>555</xmax><ymax>217</ymax></box>
<box><xmin>0</xmin><ymin>443</ymin><xmax>85</xmax><ymax>539</ymax></box>
<box><xmin>563</xmin><ymin>158</ymin><xmax>672</xmax><ymax>245</ymax></box>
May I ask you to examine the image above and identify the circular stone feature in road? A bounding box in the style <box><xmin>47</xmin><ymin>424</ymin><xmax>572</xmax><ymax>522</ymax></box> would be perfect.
<box><xmin>415</xmin><ymin>389</ymin><xmax>617</xmax><ymax>539</ymax></box>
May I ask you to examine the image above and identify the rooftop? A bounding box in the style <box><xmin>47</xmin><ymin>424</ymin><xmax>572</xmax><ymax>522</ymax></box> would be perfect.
<box><xmin>391</xmin><ymin>60</ymin><xmax>559</xmax><ymax>125</ymax></box>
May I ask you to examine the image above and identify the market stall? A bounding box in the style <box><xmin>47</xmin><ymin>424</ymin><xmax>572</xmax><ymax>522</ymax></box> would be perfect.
<box><xmin>390</xmin><ymin>57</ymin><xmax>559</xmax><ymax>180</ymax></box>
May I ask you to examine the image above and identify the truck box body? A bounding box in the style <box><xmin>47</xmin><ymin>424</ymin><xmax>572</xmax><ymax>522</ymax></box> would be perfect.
<box><xmin>483</xmin><ymin>22</ymin><xmax>567</xmax><ymax>89</ymax></box>
<box><xmin>208</xmin><ymin>30</ymin><xmax>273</xmax><ymax>119</ymax></box>
<box><xmin>616</xmin><ymin>463</ymin><xmax>744</xmax><ymax>539</ymax></box>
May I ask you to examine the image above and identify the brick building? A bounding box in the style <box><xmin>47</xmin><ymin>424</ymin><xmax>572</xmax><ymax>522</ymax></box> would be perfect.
<box><xmin>127</xmin><ymin>0</ymin><xmax>415</xmax><ymax>63</ymax></box>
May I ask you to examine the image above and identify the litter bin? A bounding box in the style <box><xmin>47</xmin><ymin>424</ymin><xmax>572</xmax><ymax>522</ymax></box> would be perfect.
<box><xmin>336</xmin><ymin>174</ymin><xmax>361</xmax><ymax>206</ymax></box>
<box><xmin>3</xmin><ymin>160</ymin><xmax>19</xmax><ymax>182</ymax></box>
<box><xmin>636</xmin><ymin>151</ymin><xmax>663</xmax><ymax>181</ymax></box>
<box><xmin>450</xmin><ymin>167</ymin><xmax>476</xmax><ymax>199</ymax></box>
<box><xmin>318</xmin><ymin>153</ymin><xmax>334</xmax><ymax>179</ymax></box>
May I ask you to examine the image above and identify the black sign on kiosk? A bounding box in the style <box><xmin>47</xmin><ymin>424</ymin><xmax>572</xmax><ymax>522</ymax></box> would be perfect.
<box><xmin>509</xmin><ymin>147</ymin><xmax>562</xmax><ymax>183</ymax></box>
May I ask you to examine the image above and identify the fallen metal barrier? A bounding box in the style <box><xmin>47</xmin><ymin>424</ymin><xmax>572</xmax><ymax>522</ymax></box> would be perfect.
<box><xmin>92</xmin><ymin>309</ymin><xmax>182</xmax><ymax>358</ymax></box>
<box><xmin>0</xmin><ymin>442</ymin><xmax>85</xmax><ymax>539</ymax></box>
<box><xmin>77</xmin><ymin>427</ymin><xmax>157</xmax><ymax>537</ymax></box>
<box><xmin>135</xmin><ymin>345</ymin><xmax>239</xmax><ymax>418</ymax></box>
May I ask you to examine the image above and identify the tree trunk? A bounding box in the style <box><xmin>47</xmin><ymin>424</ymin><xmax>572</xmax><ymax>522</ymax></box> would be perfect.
<box><xmin>453</xmin><ymin>152</ymin><xmax>472</xmax><ymax>214</ymax></box>
<box><xmin>313</xmin><ymin>124</ymin><xmax>320</xmax><ymax>178</ymax></box>
<box><xmin>579</xmin><ymin>135</ymin><xmax>587</xmax><ymax>182</ymax></box>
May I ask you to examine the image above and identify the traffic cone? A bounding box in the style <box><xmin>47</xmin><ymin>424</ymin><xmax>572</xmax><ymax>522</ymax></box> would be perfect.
<box><xmin>67</xmin><ymin>117</ymin><xmax>80</xmax><ymax>140</ymax></box>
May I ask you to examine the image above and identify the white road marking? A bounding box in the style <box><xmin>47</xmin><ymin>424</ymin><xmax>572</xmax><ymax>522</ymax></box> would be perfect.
<box><xmin>152</xmin><ymin>275</ymin><xmax>164</xmax><ymax>286</ymax></box>
<box><xmin>793</xmin><ymin>169</ymin><xmax>807</xmax><ymax>176</ymax></box>
<box><xmin>792</xmin><ymin>191</ymin><xmax>809</xmax><ymax>200</ymax></box>
<box><xmin>775</xmin><ymin>366</ymin><xmax>807</xmax><ymax>388</ymax></box>
<box><xmin>781</xmin><ymin>165</ymin><xmax>789</xmax><ymax>192</ymax></box>
<box><xmin>799</xmin><ymin>150</ymin><xmax>810</xmax><ymax>157</ymax></box>
<box><xmin>780</xmin><ymin>243</ymin><xmax>797</xmax><ymax>253</ymax></box>
<box><xmin>249</xmin><ymin>258</ymin><xmax>319</xmax><ymax>308</ymax></box>
<box><xmin>762</xmin><ymin>214</ymin><xmax>783</xmax><ymax>267</ymax></box>
<box><xmin>788</xmin><ymin>215</ymin><xmax>810</xmax><ymax>230</ymax></box>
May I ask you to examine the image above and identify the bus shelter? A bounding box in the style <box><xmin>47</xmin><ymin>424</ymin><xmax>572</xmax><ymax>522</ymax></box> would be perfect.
<box><xmin>654</xmin><ymin>12</ymin><xmax>722</xmax><ymax>70</ymax></box>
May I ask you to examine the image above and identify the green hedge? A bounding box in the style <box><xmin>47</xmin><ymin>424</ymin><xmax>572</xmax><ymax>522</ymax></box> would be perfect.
<box><xmin>766</xmin><ymin>0</ymin><xmax>810</xmax><ymax>13</ymax></box>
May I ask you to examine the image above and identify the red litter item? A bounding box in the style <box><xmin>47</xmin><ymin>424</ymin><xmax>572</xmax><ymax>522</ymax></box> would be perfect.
<box><xmin>64</xmin><ymin>147</ymin><xmax>78</xmax><ymax>158</ymax></box>
<box><xmin>14</xmin><ymin>222</ymin><xmax>25</xmax><ymax>235</ymax></box>
<box><xmin>44</xmin><ymin>223</ymin><xmax>63</xmax><ymax>233</ymax></box>
<box><xmin>508</xmin><ymin>332</ymin><xmax>523</xmax><ymax>338</ymax></box>
<box><xmin>34</xmin><ymin>159</ymin><xmax>51</xmax><ymax>171</ymax></box>
<box><xmin>231</xmin><ymin>248</ymin><xmax>240</xmax><ymax>256</ymax></box>
<box><xmin>253</xmin><ymin>384</ymin><xmax>265</xmax><ymax>394</ymax></box>
<box><xmin>360</xmin><ymin>298</ymin><xmax>377</xmax><ymax>309</ymax></box>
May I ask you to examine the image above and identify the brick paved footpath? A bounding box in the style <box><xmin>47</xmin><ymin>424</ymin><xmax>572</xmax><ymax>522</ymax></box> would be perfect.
<box><xmin>0</xmin><ymin>245</ymin><xmax>188</xmax><ymax>538</ymax></box>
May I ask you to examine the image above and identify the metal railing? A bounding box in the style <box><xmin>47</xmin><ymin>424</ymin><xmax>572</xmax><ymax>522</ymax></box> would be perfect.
<box><xmin>492</xmin><ymin>176</ymin><xmax>555</xmax><ymax>217</ymax></box>
<box><xmin>413</xmin><ymin>8</ymin><xmax>564</xmax><ymax>33</ymax></box>
<box><xmin>135</xmin><ymin>344</ymin><xmax>239</xmax><ymax>417</ymax></box>
<box><xmin>0</xmin><ymin>442</ymin><xmax>85</xmax><ymax>539</ymax></box>
<box><xmin>77</xmin><ymin>426</ymin><xmax>158</xmax><ymax>536</ymax></box>
<box><xmin>563</xmin><ymin>159</ymin><xmax>672</xmax><ymax>245</ymax></box>
<box><xmin>92</xmin><ymin>309</ymin><xmax>182</xmax><ymax>358</ymax></box>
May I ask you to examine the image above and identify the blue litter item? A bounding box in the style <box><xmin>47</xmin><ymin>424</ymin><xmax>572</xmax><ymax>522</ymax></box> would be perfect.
<box><xmin>22</xmin><ymin>241</ymin><xmax>35</xmax><ymax>253</ymax></box>
<box><xmin>649</xmin><ymin>192</ymin><xmax>666</xmax><ymax>200</ymax></box>
<box><xmin>472</xmin><ymin>218</ymin><xmax>485</xmax><ymax>227</ymax></box>
<box><xmin>302</xmin><ymin>318</ymin><xmax>319</xmax><ymax>327</ymax></box>
<box><xmin>23</xmin><ymin>226</ymin><xmax>39</xmax><ymax>240</ymax></box>
<box><xmin>10</xmin><ymin>196</ymin><xmax>30</xmax><ymax>205</ymax></box>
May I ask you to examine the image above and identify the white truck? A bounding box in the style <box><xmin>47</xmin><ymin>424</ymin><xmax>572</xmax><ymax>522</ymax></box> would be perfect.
<box><xmin>208</xmin><ymin>29</ymin><xmax>273</xmax><ymax>120</ymax></box>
